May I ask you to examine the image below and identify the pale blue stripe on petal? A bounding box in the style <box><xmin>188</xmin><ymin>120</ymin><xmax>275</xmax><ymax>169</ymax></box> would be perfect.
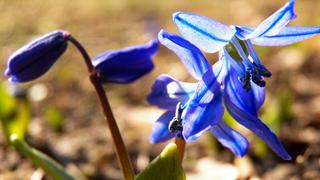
<box><xmin>158</xmin><ymin>30</ymin><xmax>211</xmax><ymax>80</ymax></box>
<box><xmin>183</xmin><ymin>94</ymin><xmax>224</xmax><ymax>142</ymax></box>
<box><xmin>252</xmin><ymin>26</ymin><xmax>320</xmax><ymax>46</ymax></box>
<box><xmin>147</xmin><ymin>74</ymin><xmax>197</xmax><ymax>110</ymax></box>
<box><xmin>187</xmin><ymin>59</ymin><xmax>225</xmax><ymax>107</ymax></box>
<box><xmin>173</xmin><ymin>11</ymin><xmax>236</xmax><ymax>53</ymax></box>
<box><xmin>245</xmin><ymin>0</ymin><xmax>296</xmax><ymax>39</ymax></box>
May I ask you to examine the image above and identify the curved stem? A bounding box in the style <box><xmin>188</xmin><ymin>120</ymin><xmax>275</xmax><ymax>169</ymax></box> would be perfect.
<box><xmin>174</xmin><ymin>137</ymin><xmax>186</xmax><ymax>163</ymax></box>
<box><xmin>68</xmin><ymin>36</ymin><xmax>134</xmax><ymax>180</ymax></box>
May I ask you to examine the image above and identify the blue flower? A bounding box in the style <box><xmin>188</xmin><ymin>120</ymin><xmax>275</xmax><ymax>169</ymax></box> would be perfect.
<box><xmin>5</xmin><ymin>30</ymin><xmax>70</xmax><ymax>83</ymax></box>
<box><xmin>93</xmin><ymin>39</ymin><xmax>159</xmax><ymax>83</ymax></box>
<box><xmin>148</xmin><ymin>31</ymin><xmax>249</xmax><ymax>157</ymax></box>
<box><xmin>173</xmin><ymin>0</ymin><xmax>320</xmax><ymax>90</ymax></box>
<box><xmin>148</xmin><ymin>0</ymin><xmax>320</xmax><ymax>159</ymax></box>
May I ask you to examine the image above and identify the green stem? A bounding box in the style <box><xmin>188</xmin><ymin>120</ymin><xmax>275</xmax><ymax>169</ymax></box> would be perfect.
<box><xmin>68</xmin><ymin>36</ymin><xmax>134</xmax><ymax>180</ymax></box>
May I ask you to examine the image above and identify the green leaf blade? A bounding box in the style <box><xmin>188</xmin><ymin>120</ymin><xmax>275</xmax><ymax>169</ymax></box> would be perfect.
<box><xmin>10</xmin><ymin>134</ymin><xmax>75</xmax><ymax>180</ymax></box>
<box><xmin>135</xmin><ymin>143</ymin><xmax>186</xmax><ymax>180</ymax></box>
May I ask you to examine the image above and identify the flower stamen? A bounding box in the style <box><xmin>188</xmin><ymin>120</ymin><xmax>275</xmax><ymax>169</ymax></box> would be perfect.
<box><xmin>168</xmin><ymin>102</ymin><xmax>184</xmax><ymax>138</ymax></box>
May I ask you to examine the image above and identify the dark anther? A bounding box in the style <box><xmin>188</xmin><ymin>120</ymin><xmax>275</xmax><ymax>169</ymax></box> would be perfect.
<box><xmin>251</xmin><ymin>71</ymin><xmax>266</xmax><ymax>87</ymax></box>
<box><xmin>257</xmin><ymin>67</ymin><xmax>272</xmax><ymax>78</ymax></box>
<box><xmin>253</xmin><ymin>63</ymin><xmax>272</xmax><ymax>78</ymax></box>
<box><xmin>239</xmin><ymin>71</ymin><xmax>251</xmax><ymax>91</ymax></box>
<box><xmin>168</xmin><ymin>102</ymin><xmax>184</xmax><ymax>134</ymax></box>
<box><xmin>169</xmin><ymin>119</ymin><xmax>183</xmax><ymax>134</ymax></box>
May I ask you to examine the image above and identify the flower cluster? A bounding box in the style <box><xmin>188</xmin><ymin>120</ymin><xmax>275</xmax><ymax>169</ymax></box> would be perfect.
<box><xmin>148</xmin><ymin>0</ymin><xmax>320</xmax><ymax>159</ymax></box>
<box><xmin>5</xmin><ymin>30</ymin><xmax>158</xmax><ymax>84</ymax></box>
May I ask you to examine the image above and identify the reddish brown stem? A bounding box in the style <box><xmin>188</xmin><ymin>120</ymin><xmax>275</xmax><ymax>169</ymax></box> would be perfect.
<box><xmin>174</xmin><ymin>137</ymin><xmax>186</xmax><ymax>162</ymax></box>
<box><xmin>68</xmin><ymin>36</ymin><xmax>134</xmax><ymax>180</ymax></box>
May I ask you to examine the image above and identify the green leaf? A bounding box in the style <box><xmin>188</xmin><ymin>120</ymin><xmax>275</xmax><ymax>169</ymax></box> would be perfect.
<box><xmin>135</xmin><ymin>143</ymin><xmax>186</xmax><ymax>180</ymax></box>
<box><xmin>10</xmin><ymin>134</ymin><xmax>75</xmax><ymax>180</ymax></box>
<box><xmin>0</xmin><ymin>84</ymin><xmax>30</xmax><ymax>139</ymax></box>
<box><xmin>0</xmin><ymin>84</ymin><xmax>16</xmax><ymax>117</ymax></box>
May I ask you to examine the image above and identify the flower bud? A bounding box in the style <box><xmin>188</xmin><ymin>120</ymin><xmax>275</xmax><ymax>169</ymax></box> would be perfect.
<box><xmin>93</xmin><ymin>39</ymin><xmax>159</xmax><ymax>83</ymax></box>
<box><xmin>5</xmin><ymin>30</ymin><xmax>70</xmax><ymax>83</ymax></box>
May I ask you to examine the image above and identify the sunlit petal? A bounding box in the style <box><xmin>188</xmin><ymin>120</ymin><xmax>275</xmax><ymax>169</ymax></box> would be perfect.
<box><xmin>211</xmin><ymin>121</ymin><xmax>249</xmax><ymax>157</ymax></box>
<box><xmin>93</xmin><ymin>39</ymin><xmax>158</xmax><ymax>83</ymax></box>
<box><xmin>149</xmin><ymin>111</ymin><xmax>175</xmax><ymax>144</ymax></box>
<box><xmin>183</xmin><ymin>94</ymin><xmax>224</xmax><ymax>142</ymax></box>
<box><xmin>158</xmin><ymin>30</ymin><xmax>210</xmax><ymax>80</ymax></box>
<box><xmin>147</xmin><ymin>74</ymin><xmax>197</xmax><ymax>110</ymax></box>
<box><xmin>243</xmin><ymin>0</ymin><xmax>296</xmax><ymax>39</ymax></box>
<box><xmin>173</xmin><ymin>11</ymin><xmax>236</xmax><ymax>53</ymax></box>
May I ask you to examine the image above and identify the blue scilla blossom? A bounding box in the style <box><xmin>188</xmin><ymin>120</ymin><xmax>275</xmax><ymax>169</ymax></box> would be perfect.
<box><xmin>149</xmin><ymin>29</ymin><xmax>291</xmax><ymax>159</ymax></box>
<box><xmin>92</xmin><ymin>39</ymin><xmax>159</xmax><ymax>83</ymax></box>
<box><xmin>148</xmin><ymin>31</ymin><xmax>250</xmax><ymax>157</ymax></box>
<box><xmin>148</xmin><ymin>0</ymin><xmax>320</xmax><ymax>159</ymax></box>
<box><xmin>173</xmin><ymin>0</ymin><xmax>320</xmax><ymax>90</ymax></box>
<box><xmin>5</xmin><ymin>30</ymin><xmax>70</xmax><ymax>83</ymax></box>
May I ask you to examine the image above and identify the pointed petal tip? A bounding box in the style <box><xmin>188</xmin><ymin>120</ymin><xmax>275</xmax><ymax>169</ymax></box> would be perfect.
<box><xmin>289</xmin><ymin>0</ymin><xmax>297</xmax><ymax>18</ymax></box>
<box><xmin>158</xmin><ymin>29</ymin><xmax>165</xmax><ymax>35</ymax></box>
<box><xmin>280</xmin><ymin>152</ymin><xmax>292</xmax><ymax>160</ymax></box>
<box><xmin>149</xmin><ymin>136</ymin><xmax>157</xmax><ymax>144</ymax></box>
<box><xmin>289</xmin><ymin>0</ymin><xmax>295</xmax><ymax>5</ymax></box>
<box><xmin>234</xmin><ymin>147</ymin><xmax>248</xmax><ymax>157</ymax></box>
<box><xmin>243</xmin><ymin>0</ymin><xmax>297</xmax><ymax>39</ymax></box>
<box><xmin>158</xmin><ymin>29</ymin><xmax>166</xmax><ymax>40</ymax></box>
<box><xmin>284</xmin><ymin>155</ymin><xmax>292</xmax><ymax>161</ymax></box>
<box><xmin>172</xmin><ymin>11</ymin><xmax>183</xmax><ymax>20</ymax></box>
<box><xmin>236</xmin><ymin>139</ymin><xmax>249</xmax><ymax>157</ymax></box>
<box><xmin>173</xmin><ymin>11</ymin><xmax>193</xmax><ymax>21</ymax></box>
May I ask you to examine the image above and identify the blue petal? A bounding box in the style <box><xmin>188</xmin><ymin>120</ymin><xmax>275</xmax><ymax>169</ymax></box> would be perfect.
<box><xmin>147</xmin><ymin>74</ymin><xmax>197</xmax><ymax>110</ymax></box>
<box><xmin>211</xmin><ymin>121</ymin><xmax>249</xmax><ymax>157</ymax></box>
<box><xmin>5</xmin><ymin>30</ymin><xmax>69</xmax><ymax>83</ymax></box>
<box><xmin>252</xmin><ymin>26</ymin><xmax>320</xmax><ymax>46</ymax></box>
<box><xmin>149</xmin><ymin>111</ymin><xmax>175</xmax><ymax>144</ymax></box>
<box><xmin>224</xmin><ymin>71</ymin><xmax>290</xmax><ymax>160</ymax></box>
<box><xmin>189</xmin><ymin>57</ymin><xmax>226</xmax><ymax>107</ymax></box>
<box><xmin>222</xmin><ymin>48</ymin><xmax>245</xmax><ymax>76</ymax></box>
<box><xmin>158</xmin><ymin>30</ymin><xmax>211</xmax><ymax>80</ymax></box>
<box><xmin>182</xmin><ymin>93</ymin><xmax>224</xmax><ymax>142</ymax></box>
<box><xmin>224</xmin><ymin>70</ymin><xmax>265</xmax><ymax>115</ymax></box>
<box><xmin>224</xmin><ymin>95</ymin><xmax>291</xmax><ymax>160</ymax></box>
<box><xmin>232</xmin><ymin>26</ymin><xmax>253</xmax><ymax>40</ymax></box>
<box><xmin>179</xmin><ymin>66</ymin><xmax>224</xmax><ymax>142</ymax></box>
<box><xmin>8</xmin><ymin>43</ymin><xmax>67</xmax><ymax>83</ymax></box>
<box><xmin>173</xmin><ymin>11</ymin><xmax>236</xmax><ymax>53</ymax></box>
<box><xmin>93</xmin><ymin>39</ymin><xmax>159</xmax><ymax>84</ymax></box>
<box><xmin>237</xmin><ymin>0</ymin><xmax>296</xmax><ymax>39</ymax></box>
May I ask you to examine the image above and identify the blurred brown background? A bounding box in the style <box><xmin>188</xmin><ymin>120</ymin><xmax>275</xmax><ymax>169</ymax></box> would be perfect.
<box><xmin>0</xmin><ymin>0</ymin><xmax>320</xmax><ymax>179</ymax></box>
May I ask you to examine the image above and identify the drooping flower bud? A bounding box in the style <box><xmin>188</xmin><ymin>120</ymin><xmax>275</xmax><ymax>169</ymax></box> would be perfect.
<box><xmin>5</xmin><ymin>30</ymin><xmax>70</xmax><ymax>83</ymax></box>
<box><xmin>92</xmin><ymin>39</ymin><xmax>159</xmax><ymax>84</ymax></box>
